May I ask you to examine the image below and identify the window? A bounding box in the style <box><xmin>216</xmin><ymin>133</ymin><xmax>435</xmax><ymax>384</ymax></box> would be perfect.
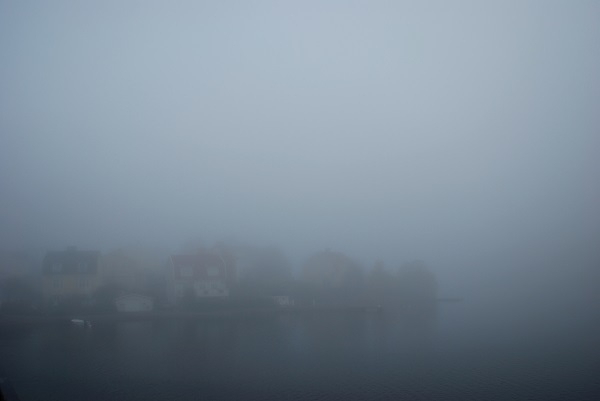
<box><xmin>78</xmin><ymin>262</ymin><xmax>88</xmax><ymax>272</ymax></box>
<box><xmin>52</xmin><ymin>263</ymin><xmax>62</xmax><ymax>273</ymax></box>
<box><xmin>53</xmin><ymin>278</ymin><xmax>61</xmax><ymax>288</ymax></box>
<box><xmin>207</xmin><ymin>266</ymin><xmax>219</xmax><ymax>277</ymax></box>
<box><xmin>79</xmin><ymin>278</ymin><xmax>87</xmax><ymax>288</ymax></box>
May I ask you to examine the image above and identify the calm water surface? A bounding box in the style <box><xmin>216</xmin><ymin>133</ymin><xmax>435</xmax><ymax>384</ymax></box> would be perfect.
<box><xmin>1</xmin><ymin>304</ymin><xmax>598</xmax><ymax>400</ymax></box>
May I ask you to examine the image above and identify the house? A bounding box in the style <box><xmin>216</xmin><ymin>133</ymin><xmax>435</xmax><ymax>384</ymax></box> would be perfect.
<box><xmin>115</xmin><ymin>293</ymin><xmax>154</xmax><ymax>312</ymax></box>
<box><xmin>101</xmin><ymin>249</ymin><xmax>148</xmax><ymax>293</ymax></box>
<box><xmin>42</xmin><ymin>247</ymin><xmax>102</xmax><ymax>303</ymax></box>
<box><xmin>167</xmin><ymin>251</ymin><xmax>232</xmax><ymax>304</ymax></box>
<box><xmin>271</xmin><ymin>295</ymin><xmax>294</xmax><ymax>307</ymax></box>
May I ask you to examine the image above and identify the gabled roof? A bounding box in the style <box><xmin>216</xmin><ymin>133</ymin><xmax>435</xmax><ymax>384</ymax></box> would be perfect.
<box><xmin>42</xmin><ymin>249</ymin><xmax>100</xmax><ymax>275</ymax></box>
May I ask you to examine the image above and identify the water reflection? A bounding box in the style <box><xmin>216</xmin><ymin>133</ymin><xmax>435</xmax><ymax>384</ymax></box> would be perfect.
<box><xmin>1</xmin><ymin>310</ymin><xmax>439</xmax><ymax>385</ymax></box>
<box><xmin>2</xmin><ymin>305</ymin><xmax>597</xmax><ymax>401</ymax></box>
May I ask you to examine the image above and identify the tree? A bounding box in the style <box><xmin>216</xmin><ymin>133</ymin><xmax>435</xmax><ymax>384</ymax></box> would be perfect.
<box><xmin>213</xmin><ymin>240</ymin><xmax>238</xmax><ymax>285</ymax></box>
<box><xmin>238</xmin><ymin>246</ymin><xmax>292</xmax><ymax>297</ymax></box>
<box><xmin>302</xmin><ymin>249</ymin><xmax>364</xmax><ymax>306</ymax></box>
<box><xmin>366</xmin><ymin>260</ymin><xmax>395</xmax><ymax>307</ymax></box>
<box><xmin>397</xmin><ymin>260</ymin><xmax>437</xmax><ymax>305</ymax></box>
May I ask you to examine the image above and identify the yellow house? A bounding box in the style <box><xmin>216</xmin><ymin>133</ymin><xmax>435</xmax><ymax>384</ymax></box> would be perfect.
<box><xmin>42</xmin><ymin>248</ymin><xmax>102</xmax><ymax>302</ymax></box>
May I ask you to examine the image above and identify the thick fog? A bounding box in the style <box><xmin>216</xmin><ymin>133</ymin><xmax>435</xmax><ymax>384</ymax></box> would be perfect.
<box><xmin>1</xmin><ymin>1</ymin><xmax>599</xmax><ymax>308</ymax></box>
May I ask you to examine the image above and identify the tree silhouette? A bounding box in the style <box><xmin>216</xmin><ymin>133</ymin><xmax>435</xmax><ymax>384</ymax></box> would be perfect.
<box><xmin>397</xmin><ymin>260</ymin><xmax>437</xmax><ymax>305</ymax></box>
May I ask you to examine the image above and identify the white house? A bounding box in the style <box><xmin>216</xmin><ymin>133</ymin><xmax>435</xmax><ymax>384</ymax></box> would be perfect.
<box><xmin>115</xmin><ymin>293</ymin><xmax>154</xmax><ymax>312</ymax></box>
<box><xmin>272</xmin><ymin>295</ymin><xmax>294</xmax><ymax>307</ymax></box>
<box><xmin>167</xmin><ymin>252</ymin><xmax>232</xmax><ymax>305</ymax></box>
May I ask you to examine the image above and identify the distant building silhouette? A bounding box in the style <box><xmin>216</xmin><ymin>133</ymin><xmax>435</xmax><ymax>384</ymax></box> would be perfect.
<box><xmin>167</xmin><ymin>250</ymin><xmax>234</xmax><ymax>305</ymax></box>
<box><xmin>41</xmin><ymin>247</ymin><xmax>101</xmax><ymax>304</ymax></box>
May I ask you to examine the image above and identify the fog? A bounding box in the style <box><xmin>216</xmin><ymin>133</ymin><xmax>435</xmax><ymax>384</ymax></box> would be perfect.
<box><xmin>1</xmin><ymin>1</ymin><xmax>599</xmax><ymax>309</ymax></box>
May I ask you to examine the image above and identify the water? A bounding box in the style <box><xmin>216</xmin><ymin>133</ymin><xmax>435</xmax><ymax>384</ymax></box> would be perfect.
<box><xmin>1</xmin><ymin>304</ymin><xmax>599</xmax><ymax>400</ymax></box>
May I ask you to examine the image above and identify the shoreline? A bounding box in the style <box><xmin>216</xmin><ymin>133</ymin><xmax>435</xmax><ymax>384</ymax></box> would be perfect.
<box><xmin>0</xmin><ymin>309</ymin><xmax>284</xmax><ymax>326</ymax></box>
<box><xmin>0</xmin><ymin>304</ymin><xmax>443</xmax><ymax>326</ymax></box>
<box><xmin>0</xmin><ymin>307</ymin><xmax>362</xmax><ymax>326</ymax></box>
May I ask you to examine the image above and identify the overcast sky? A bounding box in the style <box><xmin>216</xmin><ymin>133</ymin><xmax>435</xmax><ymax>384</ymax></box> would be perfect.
<box><xmin>1</xmin><ymin>1</ymin><xmax>599</xmax><ymax>292</ymax></box>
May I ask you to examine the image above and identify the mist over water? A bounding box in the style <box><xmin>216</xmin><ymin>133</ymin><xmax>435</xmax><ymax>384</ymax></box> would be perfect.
<box><xmin>1</xmin><ymin>1</ymin><xmax>599</xmax><ymax>399</ymax></box>
<box><xmin>2</xmin><ymin>308</ymin><xmax>599</xmax><ymax>401</ymax></box>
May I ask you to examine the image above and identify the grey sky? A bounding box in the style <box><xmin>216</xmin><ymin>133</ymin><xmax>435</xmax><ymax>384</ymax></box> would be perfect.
<box><xmin>1</xmin><ymin>1</ymin><xmax>599</xmax><ymax>293</ymax></box>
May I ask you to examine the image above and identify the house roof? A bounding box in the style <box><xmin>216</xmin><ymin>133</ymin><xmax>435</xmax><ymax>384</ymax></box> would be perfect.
<box><xmin>42</xmin><ymin>250</ymin><xmax>100</xmax><ymax>275</ymax></box>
